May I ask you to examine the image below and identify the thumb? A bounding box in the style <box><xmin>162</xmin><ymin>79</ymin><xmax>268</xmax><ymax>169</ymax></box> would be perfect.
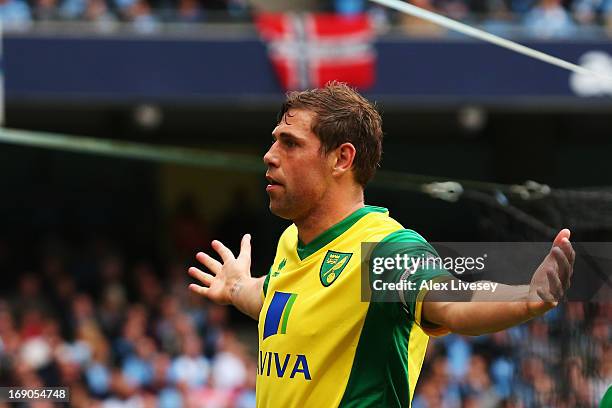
<box><xmin>239</xmin><ymin>234</ymin><xmax>252</xmax><ymax>261</ymax></box>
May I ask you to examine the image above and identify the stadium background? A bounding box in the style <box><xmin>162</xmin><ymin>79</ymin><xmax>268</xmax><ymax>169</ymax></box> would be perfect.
<box><xmin>0</xmin><ymin>1</ymin><xmax>611</xmax><ymax>406</ymax></box>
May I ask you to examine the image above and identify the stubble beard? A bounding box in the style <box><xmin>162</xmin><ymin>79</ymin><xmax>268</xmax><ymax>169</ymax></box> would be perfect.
<box><xmin>268</xmin><ymin>190</ymin><xmax>303</xmax><ymax>221</ymax></box>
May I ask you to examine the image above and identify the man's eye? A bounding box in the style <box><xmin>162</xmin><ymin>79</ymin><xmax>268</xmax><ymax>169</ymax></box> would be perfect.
<box><xmin>285</xmin><ymin>140</ymin><xmax>296</xmax><ymax>147</ymax></box>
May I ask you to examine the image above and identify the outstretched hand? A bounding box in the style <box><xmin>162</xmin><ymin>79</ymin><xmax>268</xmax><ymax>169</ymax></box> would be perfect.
<box><xmin>527</xmin><ymin>229</ymin><xmax>575</xmax><ymax>316</ymax></box>
<box><xmin>188</xmin><ymin>234</ymin><xmax>252</xmax><ymax>305</ymax></box>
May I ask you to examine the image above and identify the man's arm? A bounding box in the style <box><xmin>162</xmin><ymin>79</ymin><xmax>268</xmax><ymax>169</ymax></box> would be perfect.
<box><xmin>188</xmin><ymin>234</ymin><xmax>264</xmax><ymax>320</ymax></box>
<box><xmin>422</xmin><ymin>229</ymin><xmax>575</xmax><ymax>336</ymax></box>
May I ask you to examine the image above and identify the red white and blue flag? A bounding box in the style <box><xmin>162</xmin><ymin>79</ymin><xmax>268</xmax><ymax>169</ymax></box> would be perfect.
<box><xmin>255</xmin><ymin>13</ymin><xmax>377</xmax><ymax>91</ymax></box>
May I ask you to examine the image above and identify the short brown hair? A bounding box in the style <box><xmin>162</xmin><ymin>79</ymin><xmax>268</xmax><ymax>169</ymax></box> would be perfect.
<box><xmin>278</xmin><ymin>81</ymin><xmax>383</xmax><ymax>187</ymax></box>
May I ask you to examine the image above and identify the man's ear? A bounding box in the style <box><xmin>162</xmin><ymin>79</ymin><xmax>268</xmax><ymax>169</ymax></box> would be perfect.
<box><xmin>331</xmin><ymin>143</ymin><xmax>357</xmax><ymax>176</ymax></box>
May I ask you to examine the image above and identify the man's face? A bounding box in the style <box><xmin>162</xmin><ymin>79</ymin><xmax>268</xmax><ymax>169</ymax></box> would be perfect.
<box><xmin>263</xmin><ymin>109</ymin><xmax>332</xmax><ymax>220</ymax></box>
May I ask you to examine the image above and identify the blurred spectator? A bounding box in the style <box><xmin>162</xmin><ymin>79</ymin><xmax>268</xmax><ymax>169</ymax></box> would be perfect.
<box><xmin>83</xmin><ymin>0</ymin><xmax>117</xmax><ymax>30</ymax></box>
<box><xmin>0</xmin><ymin>0</ymin><xmax>31</xmax><ymax>29</ymax></box>
<box><xmin>113</xmin><ymin>304</ymin><xmax>148</xmax><ymax>362</ymax></box>
<box><xmin>572</xmin><ymin>0</ymin><xmax>612</xmax><ymax>25</ymax></box>
<box><xmin>133</xmin><ymin>262</ymin><xmax>163</xmax><ymax>309</ymax></box>
<box><xmin>13</xmin><ymin>273</ymin><xmax>49</xmax><ymax>316</ymax></box>
<box><xmin>202</xmin><ymin>304</ymin><xmax>229</xmax><ymax>357</ymax></box>
<box><xmin>211</xmin><ymin>330</ymin><xmax>248</xmax><ymax>390</ymax></box>
<box><xmin>33</xmin><ymin>0</ymin><xmax>60</xmax><ymax>20</ymax></box>
<box><xmin>400</xmin><ymin>0</ymin><xmax>448</xmax><ymax>36</ymax></box>
<box><xmin>156</xmin><ymin>296</ymin><xmax>184</xmax><ymax>355</ymax></box>
<box><xmin>459</xmin><ymin>354</ymin><xmax>501</xmax><ymax>407</ymax></box>
<box><xmin>168</xmin><ymin>334</ymin><xmax>210</xmax><ymax>388</ymax></box>
<box><xmin>83</xmin><ymin>322</ymin><xmax>113</xmax><ymax>397</ymax></box>
<box><xmin>334</xmin><ymin>0</ymin><xmax>365</xmax><ymax>15</ymax></box>
<box><xmin>126</xmin><ymin>0</ymin><xmax>159</xmax><ymax>33</ymax></box>
<box><xmin>59</xmin><ymin>0</ymin><xmax>86</xmax><ymax>19</ymax></box>
<box><xmin>177</xmin><ymin>0</ymin><xmax>204</xmax><ymax>22</ymax></box>
<box><xmin>99</xmin><ymin>284</ymin><xmax>127</xmax><ymax>339</ymax></box>
<box><xmin>523</xmin><ymin>0</ymin><xmax>577</xmax><ymax>37</ymax></box>
<box><xmin>227</xmin><ymin>0</ymin><xmax>249</xmax><ymax>18</ymax></box>
<box><xmin>122</xmin><ymin>336</ymin><xmax>156</xmax><ymax>387</ymax></box>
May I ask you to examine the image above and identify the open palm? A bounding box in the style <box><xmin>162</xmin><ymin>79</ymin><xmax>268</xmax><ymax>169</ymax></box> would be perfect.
<box><xmin>528</xmin><ymin>229</ymin><xmax>575</xmax><ymax>316</ymax></box>
<box><xmin>188</xmin><ymin>234</ymin><xmax>252</xmax><ymax>305</ymax></box>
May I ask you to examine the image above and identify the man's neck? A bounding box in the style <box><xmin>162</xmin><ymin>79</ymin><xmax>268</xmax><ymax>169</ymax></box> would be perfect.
<box><xmin>295</xmin><ymin>194</ymin><xmax>365</xmax><ymax>245</ymax></box>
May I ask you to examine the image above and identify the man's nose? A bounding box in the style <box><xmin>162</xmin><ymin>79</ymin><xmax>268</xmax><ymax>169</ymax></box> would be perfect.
<box><xmin>263</xmin><ymin>143</ymin><xmax>279</xmax><ymax>167</ymax></box>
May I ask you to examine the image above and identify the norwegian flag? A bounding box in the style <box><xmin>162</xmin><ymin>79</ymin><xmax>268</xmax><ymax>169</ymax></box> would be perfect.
<box><xmin>255</xmin><ymin>13</ymin><xmax>376</xmax><ymax>91</ymax></box>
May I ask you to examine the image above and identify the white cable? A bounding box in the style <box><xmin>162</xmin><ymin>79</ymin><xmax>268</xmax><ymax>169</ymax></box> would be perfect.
<box><xmin>369</xmin><ymin>0</ymin><xmax>612</xmax><ymax>81</ymax></box>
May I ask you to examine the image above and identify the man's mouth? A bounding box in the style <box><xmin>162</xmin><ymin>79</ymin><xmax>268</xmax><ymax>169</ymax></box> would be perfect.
<box><xmin>266</xmin><ymin>174</ymin><xmax>283</xmax><ymax>191</ymax></box>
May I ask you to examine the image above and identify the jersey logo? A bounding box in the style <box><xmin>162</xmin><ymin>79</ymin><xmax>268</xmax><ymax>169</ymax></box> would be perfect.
<box><xmin>257</xmin><ymin>351</ymin><xmax>311</xmax><ymax>380</ymax></box>
<box><xmin>320</xmin><ymin>250</ymin><xmax>352</xmax><ymax>287</ymax></box>
<box><xmin>272</xmin><ymin>258</ymin><xmax>286</xmax><ymax>277</ymax></box>
<box><xmin>263</xmin><ymin>291</ymin><xmax>298</xmax><ymax>340</ymax></box>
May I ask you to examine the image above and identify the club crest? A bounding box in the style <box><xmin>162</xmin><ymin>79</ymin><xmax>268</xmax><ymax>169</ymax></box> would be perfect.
<box><xmin>320</xmin><ymin>250</ymin><xmax>352</xmax><ymax>287</ymax></box>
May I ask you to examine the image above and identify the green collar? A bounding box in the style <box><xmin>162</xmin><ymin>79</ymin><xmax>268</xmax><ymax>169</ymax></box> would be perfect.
<box><xmin>296</xmin><ymin>205</ymin><xmax>388</xmax><ymax>261</ymax></box>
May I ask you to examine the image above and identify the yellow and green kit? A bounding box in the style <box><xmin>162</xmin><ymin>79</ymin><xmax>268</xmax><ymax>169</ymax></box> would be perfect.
<box><xmin>257</xmin><ymin>206</ymin><xmax>451</xmax><ymax>408</ymax></box>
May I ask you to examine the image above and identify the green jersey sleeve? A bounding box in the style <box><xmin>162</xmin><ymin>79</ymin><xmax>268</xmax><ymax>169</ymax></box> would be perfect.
<box><xmin>370</xmin><ymin>229</ymin><xmax>453</xmax><ymax>336</ymax></box>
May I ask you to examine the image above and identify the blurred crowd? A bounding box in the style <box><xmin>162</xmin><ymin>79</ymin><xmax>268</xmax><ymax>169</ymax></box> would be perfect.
<box><xmin>0</xmin><ymin>196</ymin><xmax>610</xmax><ymax>408</ymax></box>
<box><xmin>414</xmin><ymin>302</ymin><xmax>611</xmax><ymax>408</ymax></box>
<box><xmin>0</xmin><ymin>258</ymin><xmax>257</xmax><ymax>407</ymax></box>
<box><xmin>0</xmin><ymin>0</ymin><xmax>610</xmax><ymax>37</ymax></box>
<box><xmin>0</xmin><ymin>0</ymin><xmax>253</xmax><ymax>31</ymax></box>
<box><xmin>0</xmin><ymin>195</ymin><xmax>264</xmax><ymax>408</ymax></box>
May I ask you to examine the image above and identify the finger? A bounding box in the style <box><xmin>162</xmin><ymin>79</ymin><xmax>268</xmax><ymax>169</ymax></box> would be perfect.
<box><xmin>536</xmin><ymin>287</ymin><xmax>558</xmax><ymax>306</ymax></box>
<box><xmin>189</xmin><ymin>283</ymin><xmax>210</xmax><ymax>297</ymax></box>
<box><xmin>560</xmin><ymin>238</ymin><xmax>576</xmax><ymax>286</ymax></box>
<box><xmin>559</xmin><ymin>238</ymin><xmax>574</xmax><ymax>264</ymax></box>
<box><xmin>552</xmin><ymin>228</ymin><xmax>571</xmax><ymax>248</ymax></box>
<box><xmin>551</xmin><ymin>247</ymin><xmax>571</xmax><ymax>291</ymax></box>
<box><xmin>563</xmin><ymin>238</ymin><xmax>576</xmax><ymax>268</ymax></box>
<box><xmin>212</xmin><ymin>240</ymin><xmax>235</xmax><ymax>263</ymax></box>
<box><xmin>188</xmin><ymin>267</ymin><xmax>214</xmax><ymax>287</ymax></box>
<box><xmin>547</xmin><ymin>267</ymin><xmax>564</xmax><ymax>300</ymax></box>
<box><xmin>238</xmin><ymin>234</ymin><xmax>252</xmax><ymax>262</ymax></box>
<box><xmin>195</xmin><ymin>252</ymin><xmax>221</xmax><ymax>275</ymax></box>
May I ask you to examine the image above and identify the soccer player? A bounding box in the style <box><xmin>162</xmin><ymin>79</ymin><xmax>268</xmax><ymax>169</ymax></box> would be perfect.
<box><xmin>188</xmin><ymin>83</ymin><xmax>575</xmax><ymax>407</ymax></box>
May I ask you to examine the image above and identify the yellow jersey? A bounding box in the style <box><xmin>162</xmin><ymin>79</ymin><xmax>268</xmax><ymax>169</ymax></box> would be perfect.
<box><xmin>256</xmin><ymin>206</ymin><xmax>451</xmax><ymax>408</ymax></box>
